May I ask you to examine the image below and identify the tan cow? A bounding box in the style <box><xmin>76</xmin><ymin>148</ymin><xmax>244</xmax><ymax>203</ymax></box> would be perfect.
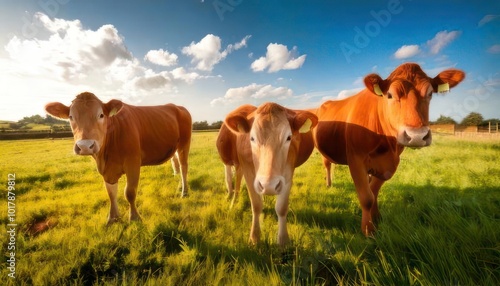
<box><xmin>45</xmin><ymin>92</ymin><xmax>192</xmax><ymax>224</ymax></box>
<box><xmin>313</xmin><ymin>63</ymin><xmax>465</xmax><ymax>236</ymax></box>
<box><xmin>223</xmin><ymin>102</ymin><xmax>317</xmax><ymax>247</ymax></box>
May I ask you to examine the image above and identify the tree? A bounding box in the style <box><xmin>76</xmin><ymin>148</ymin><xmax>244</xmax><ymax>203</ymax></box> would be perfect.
<box><xmin>434</xmin><ymin>115</ymin><xmax>456</xmax><ymax>125</ymax></box>
<box><xmin>192</xmin><ymin>121</ymin><xmax>209</xmax><ymax>130</ymax></box>
<box><xmin>460</xmin><ymin>112</ymin><xmax>484</xmax><ymax>126</ymax></box>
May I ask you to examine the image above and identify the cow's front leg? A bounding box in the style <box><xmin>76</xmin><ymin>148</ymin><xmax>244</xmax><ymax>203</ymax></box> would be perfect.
<box><xmin>349</xmin><ymin>162</ymin><xmax>375</xmax><ymax>236</ymax></box>
<box><xmin>369</xmin><ymin>176</ymin><xmax>385</xmax><ymax>226</ymax></box>
<box><xmin>275</xmin><ymin>191</ymin><xmax>290</xmax><ymax>248</ymax></box>
<box><xmin>105</xmin><ymin>182</ymin><xmax>120</xmax><ymax>225</ymax></box>
<box><xmin>124</xmin><ymin>170</ymin><xmax>142</xmax><ymax>222</ymax></box>
<box><xmin>246</xmin><ymin>183</ymin><xmax>263</xmax><ymax>245</ymax></box>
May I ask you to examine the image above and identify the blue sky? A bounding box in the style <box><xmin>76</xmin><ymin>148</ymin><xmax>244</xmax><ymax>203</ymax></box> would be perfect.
<box><xmin>0</xmin><ymin>0</ymin><xmax>499</xmax><ymax>123</ymax></box>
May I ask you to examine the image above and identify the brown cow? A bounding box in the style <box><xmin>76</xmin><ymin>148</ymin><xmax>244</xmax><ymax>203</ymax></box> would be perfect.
<box><xmin>313</xmin><ymin>63</ymin><xmax>465</xmax><ymax>236</ymax></box>
<box><xmin>223</xmin><ymin>103</ymin><xmax>317</xmax><ymax>247</ymax></box>
<box><xmin>216</xmin><ymin>108</ymin><xmax>256</xmax><ymax>207</ymax></box>
<box><xmin>45</xmin><ymin>92</ymin><xmax>192</xmax><ymax>224</ymax></box>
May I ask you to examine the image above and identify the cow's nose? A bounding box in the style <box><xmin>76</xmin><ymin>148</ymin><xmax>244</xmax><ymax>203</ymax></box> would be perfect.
<box><xmin>399</xmin><ymin>127</ymin><xmax>432</xmax><ymax>147</ymax></box>
<box><xmin>255</xmin><ymin>176</ymin><xmax>284</xmax><ymax>195</ymax></box>
<box><xmin>74</xmin><ymin>139</ymin><xmax>98</xmax><ymax>155</ymax></box>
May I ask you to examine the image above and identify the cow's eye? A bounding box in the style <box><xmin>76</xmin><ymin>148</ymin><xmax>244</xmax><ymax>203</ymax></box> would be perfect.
<box><xmin>69</xmin><ymin>115</ymin><xmax>73</xmax><ymax>121</ymax></box>
<box><xmin>387</xmin><ymin>92</ymin><xmax>393</xmax><ymax>99</ymax></box>
<box><xmin>99</xmin><ymin>113</ymin><xmax>104</xmax><ymax>119</ymax></box>
<box><xmin>286</xmin><ymin>135</ymin><xmax>292</xmax><ymax>142</ymax></box>
<box><xmin>250</xmin><ymin>136</ymin><xmax>255</xmax><ymax>142</ymax></box>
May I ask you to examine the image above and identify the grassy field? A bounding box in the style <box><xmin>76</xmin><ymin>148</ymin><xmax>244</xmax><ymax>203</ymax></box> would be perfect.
<box><xmin>1</xmin><ymin>133</ymin><xmax>499</xmax><ymax>285</ymax></box>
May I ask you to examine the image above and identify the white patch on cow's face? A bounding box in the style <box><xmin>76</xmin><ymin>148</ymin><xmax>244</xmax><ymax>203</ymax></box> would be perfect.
<box><xmin>69</xmin><ymin>102</ymin><xmax>108</xmax><ymax>155</ymax></box>
<box><xmin>250</xmin><ymin>114</ymin><xmax>293</xmax><ymax>196</ymax></box>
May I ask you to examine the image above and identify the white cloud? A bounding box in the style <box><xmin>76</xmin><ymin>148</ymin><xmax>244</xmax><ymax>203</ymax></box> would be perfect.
<box><xmin>394</xmin><ymin>45</ymin><xmax>421</xmax><ymax>59</ymax></box>
<box><xmin>426</xmin><ymin>30</ymin><xmax>461</xmax><ymax>55</ymax></box>
<box><xmin>487</xmin><ymin>44</ymin><xmax>500</xmax><ymax>54</ymax></box>
<box><xmin>182</xmin><ymin>34</ymin><xmax>251</xmax><ymax>71</ymax></box>
<box><xmin>4</xmin><ymin>12</ymin><xmax>133</xmax><ymax>82</ymax></box>
<box><xmin>144</xmin><ymin>49</ymin><xmax>178</xmax><ymax>67</ymax></box>
<box><xmin>337</xmin><ymin>88</ymin><xmax>363</xmax><ymax>100</ymax></box>
<box><xmin>478</xmin><ymin>15</ymin><xmax>500</xmax><ymax>27</ymax></box>
<box><xmin>210</xmin><ymin>83</ymin><xmax>293</xmax><ymax>106</ymax></box>
<box><xmin>251</xmin><ymin>43</ymin><xmax>306</xmax><ymax>73</ymax></box>
<box><xmin>0</xmin><ymin>12</ymin><xmax>221</xmax><ymax>121</ymax></box>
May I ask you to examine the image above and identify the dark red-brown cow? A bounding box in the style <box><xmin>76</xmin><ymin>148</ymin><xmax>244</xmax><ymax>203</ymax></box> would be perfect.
<box><xmin>223</xmin><ymin>103</ymin><xmax>317</xmax><ymax>247</ymax></box>
<box><xmin>45</xmin><ymin>92</ymin><xmax>192</xmax><ymax>224</ymax></box>
<box><xmin>313</xmin><ymin>63</ymin><xmax>465</xmax><ymax>235</ymax></box>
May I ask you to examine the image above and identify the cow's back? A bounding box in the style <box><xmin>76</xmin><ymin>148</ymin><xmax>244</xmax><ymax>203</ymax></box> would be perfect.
<box><xmin>107</xmin><ymin>103</ymin><xmax>191</xmax><ymax>166</ymax></box>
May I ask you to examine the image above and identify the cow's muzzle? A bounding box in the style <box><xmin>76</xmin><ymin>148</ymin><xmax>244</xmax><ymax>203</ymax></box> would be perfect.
<box><xmin>255</xmin><ymin>176</ymin><xmax>285</xmax><ymax>195</ymax></box>
<box><xmin>398</xmin><ymin>127</ymin><xmax>432</xmax><ymax>147</ymax></box>
<box><xmin>74</xmin><ymin>139</ymin><xmax>99</xmax><ymax>155</ymax></box>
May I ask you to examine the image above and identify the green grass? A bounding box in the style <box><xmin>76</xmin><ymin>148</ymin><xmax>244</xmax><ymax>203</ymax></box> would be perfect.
<box><xmin>1</xmin><ymin>133</ymin><xmax>499</xmax><ymax>285</ymax></box>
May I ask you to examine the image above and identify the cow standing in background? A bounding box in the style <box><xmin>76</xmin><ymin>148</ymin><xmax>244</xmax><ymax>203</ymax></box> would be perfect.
<box><xmin>313</xmin><ymin>63</ymin><xmax>465</xmax><ymax>236</ymax></box>
<box><xmin>222</xmin><ymin>103</ymin><xmax>317</xmax><ymax>247</ymax></box>
<box><xmin>45</xmin><ymin>92</ymin><xmax>192</xmax><ymax>224</ymax></box>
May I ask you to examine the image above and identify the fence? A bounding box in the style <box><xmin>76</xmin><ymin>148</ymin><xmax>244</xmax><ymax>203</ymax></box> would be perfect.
<box><xmin>430</xmin><ymin>122</ymin><xmax>500</xmax><ymax>139</ymax></box>
<box><xmin>0</xmin><ymin>131</ymin><xmax>73</xmax><ymax>140</ymax></box>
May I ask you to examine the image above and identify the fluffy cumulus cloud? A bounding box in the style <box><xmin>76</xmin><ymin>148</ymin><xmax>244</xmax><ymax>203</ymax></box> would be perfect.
<box><xmin>182</xmin><ymin>34</ymin><xmax>251</xmax><ymax>71</ymax></box>
<box><xmin>2</xmin><ymin>11</ymin><xmax>220</xmax><ymax>108</ymax></box>
<box><xmin>427</xmin><ymin>30</ymin><xmax>461</xmax><ymax>55</ymax></box>
<box><xmin>394</xmin><ymin>45</ymin><xmax>421</xmax><ymax>59</ymax></box>
<box><xmin>251</xmin><ymin>43</ymin><xmax>306</xmax><ymax>73</ymax></box>
<box><xmin>210</xmin><ymin>83</ymin><xmax>293</xmax><ymax>106</ymax></box>
<box><xmin>144</xmin><ymin>49</ymin><xmax>178</xmax><ymax>67</ymax></box>
<box><xmin>4</xmin><ymin>12</ymin><xmax>133</xmax><ymax>82</ymax></box>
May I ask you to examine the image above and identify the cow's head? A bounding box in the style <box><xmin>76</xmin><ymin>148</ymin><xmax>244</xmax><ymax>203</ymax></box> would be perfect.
<box><xmin>364</xmin><ymin>63</ymin><xmax>465</xmax><ymax>147</ymax></box>
<box><xmin>225</xmin><ymin>103</ymin><xmax>318</xmax><ymax>195</ymax></box>
<box><xmin>45</xmin><ymin>92</ymin><xmax>123</xmax><ymax>155</ymax></box>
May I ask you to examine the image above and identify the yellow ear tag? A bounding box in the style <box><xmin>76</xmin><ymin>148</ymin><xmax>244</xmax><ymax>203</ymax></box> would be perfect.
<box><xmin>437</xmin><ymin>83</ymin><xmax>450</xmax><ymax>93</ymax></box>
<box><xmin>373</xmin><ymin>84</ymin><xmax>383</xmax><ymax>96</ymax></box>
<box><xmin>109</xmin><ymin>108</ymin><xmax>118</xmax><ymax>117</ymax></box>
<box><xmin>299</xmin><ymin>118</ymin><xmax>312</xmax><ymax>133</ymax></box>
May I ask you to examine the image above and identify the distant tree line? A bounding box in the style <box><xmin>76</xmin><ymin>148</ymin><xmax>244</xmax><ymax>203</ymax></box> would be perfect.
<box><xmin>3</xmin><ymin>115</ymin><xmax>70</xmax><ymax>131</ymax></box>
<box><xmin>192</xmin><ymin>120</ymin><xmax>223</xmax><ymax>130</ymax></box>
<box><xmin>432</xmin><ymin>112</ymin><xmax>499</xmax><ymax>127</ymax></box>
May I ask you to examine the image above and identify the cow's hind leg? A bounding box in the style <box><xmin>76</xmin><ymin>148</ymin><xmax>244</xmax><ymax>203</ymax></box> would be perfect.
<box><xmin>176</xmin><ymin>149</ymin><xmax>189</xmax><ymax>198</ymax></box>
<box><xmin>231</xmin><ymin>165</ymin><xmax>243</xmax><ymax>208</ymax></box>
<box><xmin>224</xmin><ymin>164</ymin><xmax>234</xmax><ymax>198</ymax></box>
<box><xmin>171</xmin><ymin>154</ymin><xmax>180</xmax><ymax>175</ymax></box>
<box><xmin>105</xmin><ymin>182</ymin><xmax>120</xmax><ymax>225</ymax></box>
<box><xmin>323</xmin><ymin>156</ymin><xmax>333</xmax><ymax>187</ymax></box>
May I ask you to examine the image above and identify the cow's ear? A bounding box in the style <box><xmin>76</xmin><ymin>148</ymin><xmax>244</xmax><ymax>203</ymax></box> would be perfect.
<box><xmin>292</xmin><ymin>111</ymin><xmax>318</xmax><ymax>134</ymax></box>
<box><xmin>45</xmin><ymin>102</ymin><xmax>70</xmax><ymax>119</ymax></box>
<box><xmin>225</xmin><ymin>115</ymin><xmax>250</xmax><ymax>134</ymax></box>
<box><xmin>224</xmin><ymin>105</ymin><xmax>256</xmax><ymax>134</ymax></box>
<box><xmin>104</xmin><ymin>99</ymin><xmax>123</xmax><ymax>117</ymax></box>
<box><xmin>364</xmin><ymin>74</ymin><xmax>389</xmax><ymax>96</ymax></box>
<box><xmin>431</xmin><ymin>69</ymin><xmax>465</xmax><ymax>93</ymax></box>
